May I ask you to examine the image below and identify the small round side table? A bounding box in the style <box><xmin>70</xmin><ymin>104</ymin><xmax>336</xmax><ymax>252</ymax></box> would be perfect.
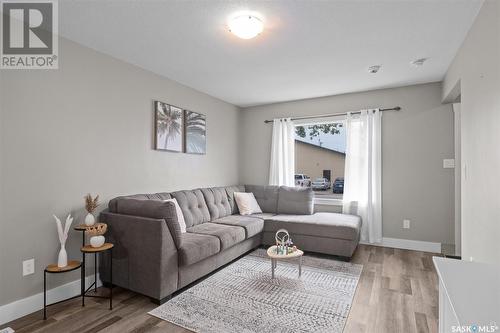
<box><xmin>81</xmin><ymin>243</ymin><xmax>114</xmax><ymax>309</ymax></box>
<box><xmin>44</xmin><ymin>260</ymin><xmax>82</xmax><ymax>320</ymax></box>
<box><xmin>266</xmin><ymin>245</ymin><xmax>304</xmax><ymax>279</ymax></box>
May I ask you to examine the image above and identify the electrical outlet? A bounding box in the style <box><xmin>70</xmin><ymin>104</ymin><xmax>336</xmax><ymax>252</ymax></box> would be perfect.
<box><xmin>443</xmin><ymin>159</ymin><xmax>455</xmax><ymax>168</ymax></box>
<box><xmin>403</xmin><ymin>219</ymin><xmax>411</xmax><ymax>229</ymax></box>
<box><xmin>22</xmin><ymin>258</ymin><xmax>35</xmax><ymax>276</ymax></box>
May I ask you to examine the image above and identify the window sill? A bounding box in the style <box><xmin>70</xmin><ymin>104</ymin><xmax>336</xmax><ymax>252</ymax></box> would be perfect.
<box><xmin>314</xmin><ymin>198</ymin><xmax>343</xmax><ymax>206</ymax></box>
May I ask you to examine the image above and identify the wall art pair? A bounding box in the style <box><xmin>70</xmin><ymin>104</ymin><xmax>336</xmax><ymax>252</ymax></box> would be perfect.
<box><xmin>154</xmin><ymin>100</ymin><xmax>206</xmax><ymax>154</ymax></box>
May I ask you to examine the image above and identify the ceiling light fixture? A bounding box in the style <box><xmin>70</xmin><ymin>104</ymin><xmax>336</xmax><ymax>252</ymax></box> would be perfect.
<box><xmin>368</xmin><ymin>65</ymin><xmax>381</xmax><ymax>74</ymax></box>
<box><xmin>411</xmin><ymin>58</ymin><xmax>428</xmax><ymax>67</ymax></box>
<box><xmin>228</xmin><ymin>12</ymin><xmax>263</xmax><ymax>39</ymax></box>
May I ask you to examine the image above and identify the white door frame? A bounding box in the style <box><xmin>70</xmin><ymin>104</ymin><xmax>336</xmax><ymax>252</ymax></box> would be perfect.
<box><xmin>453</xmin><ymin>103</ymin><xmax>461</xmax><ymax>256</ymax></box>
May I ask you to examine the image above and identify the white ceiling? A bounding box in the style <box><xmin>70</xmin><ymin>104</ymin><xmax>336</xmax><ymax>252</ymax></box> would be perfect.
<box><xmin>59</xmin><ymin>0</ymin><xmax>483</xmax><ymax>107</ymax></box>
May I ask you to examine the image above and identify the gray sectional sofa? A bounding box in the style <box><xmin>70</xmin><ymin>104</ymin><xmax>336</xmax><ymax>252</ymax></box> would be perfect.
<box><xmin>99</xmin><ymin>185</ymin><xmax>361</xmax><ymax>304</ymax></box>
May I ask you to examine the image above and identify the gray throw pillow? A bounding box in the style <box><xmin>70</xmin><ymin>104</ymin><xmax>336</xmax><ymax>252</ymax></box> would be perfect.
<box><xmin>277</xmin><ymin>186</ymin><xmax>314</xmax><ymax>215</ymax></box>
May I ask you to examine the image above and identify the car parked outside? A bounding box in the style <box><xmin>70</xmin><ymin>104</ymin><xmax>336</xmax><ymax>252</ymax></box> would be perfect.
<box><xmin>311</xmin><ymin>177</ymin><xmax>331</xmax><ymax>190</ymax></box>
<box><xmin>332</xmin><ymin>177</ymin><xmax>344</xmax><ymax>194</ymax></box>
<box><xmin>295</xmin><ymin>174</ymin><xmax>311</xmax><ymax>187</ymax></box>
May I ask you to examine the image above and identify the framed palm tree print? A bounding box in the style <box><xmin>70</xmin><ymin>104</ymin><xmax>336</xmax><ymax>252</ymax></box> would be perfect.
<box><xmin>155</xmin><ymin>101</ymin><xmax>184</xmax><ymax>152</ymax></box>
<box><xmin>185</xmin><ymin>110</ymin><xmax>206</xmax><ymax>154</ymax></box>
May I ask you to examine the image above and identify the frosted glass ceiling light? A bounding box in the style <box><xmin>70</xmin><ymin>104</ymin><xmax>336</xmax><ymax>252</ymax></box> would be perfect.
<box><xmin>228</xmin><ymin>13</ymin><xmax>263</xmax><ymax>39</ymax></box>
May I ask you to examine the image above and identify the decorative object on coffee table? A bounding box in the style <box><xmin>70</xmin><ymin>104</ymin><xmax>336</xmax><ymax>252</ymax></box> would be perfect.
<box><xmin>53</xmin><ymin>214</ymin><xmax>73</xmax><ymax>268</ymax></box>
<box><xmin>81</xmin><ymin>242</ymin><xmax>114</xmax><ymax>310</ymax></box>
<box><xmin>84</xmin><ymin>194</ymin><xmax>100</xmax><ymax>226</ymax></box>
<box><xmin>267</xmin><ymin>245</ymin><xmax>304</xmax><ymax>279</ymax></box>
<box><xmin>185</xmin><ymin>110</ymin><xmax>206</xmax><ymax>154</ymax></box>
<box><xmin>155</xmin><ymin>100</ymin><xmax>184</xmax><ymax>152</ymax></box>
<box><xmin>44</xmin><ymin>260</ymin><xmax>82</xmax><ymax>320</ymax></box>
<box><xmin>85</xmin><ymin>223</ymin><xmax>107</xmax><ymax>248</ymax></box>
<box><xmin>275</xmin><ymin>228</ymin><xmax>295</xmax><ymax>255</ymax></box>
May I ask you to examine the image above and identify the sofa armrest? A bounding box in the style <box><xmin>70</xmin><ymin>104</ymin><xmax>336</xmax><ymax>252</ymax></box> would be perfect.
<box><xmin>99</xmin><ymin>211</ymin><xmax>178</xmax><ymax>301</ymax></box>
<box><xmin>109</xmin><ymin>198</ymin><xmax>183</xmax><ymax>248</ymax></box>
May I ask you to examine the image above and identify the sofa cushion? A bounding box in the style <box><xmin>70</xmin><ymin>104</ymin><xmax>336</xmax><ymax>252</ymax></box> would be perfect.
<box><xmin>112</xmin><ymin>198</ymin><xmax>183</xmax><ymax>247</ymax></box>
<box><xmin>201</xmin><ymin>187</ymin><xmax>232</xmax><ymax>220</ymax></box>
<box><xmin>108</xmin><ymin>192</ymin><xmax>171</xmax><ymax>212</ymax></box>
<box><xmin>212</xmin><ymin>215</ymin><xmax>264</xmax><ymax>238</ymax></box>
<box><xmin>245</xmin><ymin>185</ymin><xmax>279</xmax><ymax>213</ymax></box>
<box><xmin>171</xmin><ymin>189</ymin><xmax>210</xmax><ymax>228</ymax></box>
<box><xmin>224</xmin><ymin>185</ymin><xmax>245</xmax><ymax>214</ymax></box>
<box><xmin>264</xmin><ymin>213</ymin><xmax>361</xmax><ymax>241</ymax></box>
<box><xmin>187</xmin><ymin>223</ymin><xmax>246</xmax><ymax>250</ymax></box>
<box><xmin>179</xmin><ymin>233</ymin><xmax>220</xmax><ymax>266</ymax></box>
<box><xmin>278</xmin><ymin>186</ymin><xmax>314</xmax><ymax>215</ymax></box>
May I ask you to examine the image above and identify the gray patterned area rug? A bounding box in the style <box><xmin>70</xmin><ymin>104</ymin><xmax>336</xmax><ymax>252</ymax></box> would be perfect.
<box><xmin>149</xmin><ymin>249</ymin><xmax>362</xmax><ymax>333</ymax></box>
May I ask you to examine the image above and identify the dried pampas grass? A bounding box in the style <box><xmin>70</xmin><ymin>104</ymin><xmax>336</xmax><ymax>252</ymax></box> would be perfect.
<box><xmin>84</xmin><ymin>194</ymin><xmax>100</xmax><ymax>214</ymax></box>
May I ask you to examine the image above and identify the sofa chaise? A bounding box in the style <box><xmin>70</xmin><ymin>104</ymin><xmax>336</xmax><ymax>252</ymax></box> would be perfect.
<box><xmin>99</xmin><ymin>185</ymin><xmax>361</xmax><ymax>304</ymax></box>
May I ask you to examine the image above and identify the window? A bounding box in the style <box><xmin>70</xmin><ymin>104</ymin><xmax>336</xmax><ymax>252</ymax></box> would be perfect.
<box><xmin>294</xmin><ymin>121</ymin><xmax>346</xmax><ymax>202</ymax></box>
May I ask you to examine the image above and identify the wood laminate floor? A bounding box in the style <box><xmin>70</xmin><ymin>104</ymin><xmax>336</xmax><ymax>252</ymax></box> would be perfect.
<box><xmin>2</xmin><ymin>245</ymin><xmax>440</xmax><ymax>333</ymax></box>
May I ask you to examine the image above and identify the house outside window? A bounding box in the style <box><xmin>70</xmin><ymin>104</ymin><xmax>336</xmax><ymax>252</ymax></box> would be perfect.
<box><xmin>294</xmin><ymin>121</ymin><xmax>346</xmax><ymax>201</ymax></box>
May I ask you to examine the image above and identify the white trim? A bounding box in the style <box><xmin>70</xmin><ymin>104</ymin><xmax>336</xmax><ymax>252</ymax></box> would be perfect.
<box><xmin>314</xmin><ymin>198</ymin><xmax>343</xmax><ymax>206</ymax></box>
<box><xmin>0</xmin><ymin>274</ymin><xmax>101</xmax><ymax>326</ymax></box>
<box><xmin>361</xmin><ymin>237</ymin><xmax>441</xmax><ymax>253</ymax></box>
<box><xmin>0</xmin><ymin>328</ymin><xmax>15</xmax><ymax>333</ymax></box>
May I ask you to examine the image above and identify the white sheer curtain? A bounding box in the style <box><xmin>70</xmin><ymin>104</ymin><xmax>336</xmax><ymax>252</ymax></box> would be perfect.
<box><xmin>269</xmin><ymin>118</ymin><xmax>295</xmax><ymax>186</ymax></box>
<box><xmin>343</xmin><ymin>109</ymin><xmax>382</xmax><ymax>243</ymax></box>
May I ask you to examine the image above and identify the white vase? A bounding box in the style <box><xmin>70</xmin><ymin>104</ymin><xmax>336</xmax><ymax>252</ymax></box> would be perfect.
<box><xmin>84</xmin><ymin>213</ymin><xmax>95</xmax><ymax>226</ymax></box>
<box><xmin>57</xmin><ymin>245</ymin><xmax>68</xmax><ymax>268</ymax></box>
<box><xmin>90</xmin><ymin>235</ymin><xmax>105</xmax><ymax>248</ymax></box>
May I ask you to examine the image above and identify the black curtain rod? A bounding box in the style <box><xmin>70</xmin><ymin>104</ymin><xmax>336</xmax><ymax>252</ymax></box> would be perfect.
<box><xmin>263</xmin><ymin>106</ymin><xmax>401</xmax><ymax>123</ymax></box>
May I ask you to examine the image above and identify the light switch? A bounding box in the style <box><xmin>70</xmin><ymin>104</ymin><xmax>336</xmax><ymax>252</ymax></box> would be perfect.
<box><xmin>443</xmin><ymin>159</ymin><xmax>455</xmax><ymax>168</ymax></box>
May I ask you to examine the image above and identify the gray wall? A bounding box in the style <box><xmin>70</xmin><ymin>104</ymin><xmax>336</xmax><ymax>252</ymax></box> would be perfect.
<box><xmin>240</xmin><ymin>82</ymin><xmax>455</xmax><ymax>245</ymax></box>
<box><xmin>0</xmin><ymin>38</ymin><xmax>241</xmax><ymax>306</ymax></box>
<box><xmin>443</xmin><ymin>0</ymin><xmax>499</xmax><ymax>266</ymax></box>
<box><xmin>0</xmin><ymin>70</ymin><xmax>5</xmax><ymax>307</ymax></box>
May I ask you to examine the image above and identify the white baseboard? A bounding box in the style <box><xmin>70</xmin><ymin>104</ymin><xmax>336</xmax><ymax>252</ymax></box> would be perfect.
<box><xmin>0</xmin><ymin>274</ymin><xmax>101</xmax><ymax>326</ymax></box>
<box><xmin>361</xmin><ymin>237</ymin><xmax>442</xmax><ymax>253</ymax></box>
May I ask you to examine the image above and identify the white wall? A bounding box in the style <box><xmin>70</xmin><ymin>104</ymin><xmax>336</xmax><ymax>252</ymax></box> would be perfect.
<box><xmin>0</xmin><ymin>38</ymin><xmax>241</xmax><ymax>306</ymax></box>
<box><xmin>240</xmin><ymin>82</ymin><xmax>455</xmax><ymax>245</ymax></box>
<box><xmin>442</xmin><ymin>0</ymin><xmax>500</xmax><ymax>266</ymax></box>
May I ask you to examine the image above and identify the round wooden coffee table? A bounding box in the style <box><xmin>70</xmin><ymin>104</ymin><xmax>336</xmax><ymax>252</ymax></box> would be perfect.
<box><xmin>266</xmin><ymin>245</ymin><xmax>304</xmax><ymax>279</ymax></box>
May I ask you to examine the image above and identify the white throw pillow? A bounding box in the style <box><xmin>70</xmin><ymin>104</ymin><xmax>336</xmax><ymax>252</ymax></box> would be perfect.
<box><xmin>234</xmin><ymin>192</ymin><xmax>263</xmax><ymax>215</ymax></box>
<box><xmin>164</xmin><ymin>198</ymin><xmax>186</xmax><ymax>233</ymax></box>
